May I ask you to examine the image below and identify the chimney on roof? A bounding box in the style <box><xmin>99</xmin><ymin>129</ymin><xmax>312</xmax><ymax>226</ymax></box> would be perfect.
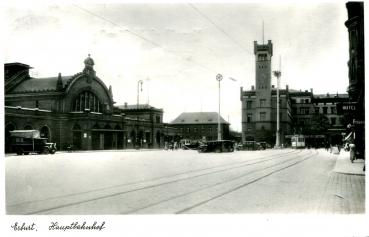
<box><xmin>310</xmin><ymin>88</ymin><xmax>313</xmax><ymax>94</ymax></box>
<box><xmin>124</xmin><ymin>102</ymin><xmax>128</xmax><ymax>108</ymax></box>
<box><xmin>286</xmin><ymin>85</ymin><xmax>289</xmax><ymax>91</ymax></box>
<box><xmin>251</xmin><ymin>85</ymin><xmax>255</xmax><ymax>90</ymax></box>
<box><xmin>327</xmin><ymin>93</ymin><xmax>330</xmax><ymax>97</ymax></box>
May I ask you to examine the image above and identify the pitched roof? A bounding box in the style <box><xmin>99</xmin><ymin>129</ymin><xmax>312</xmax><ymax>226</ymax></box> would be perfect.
<box><xmin>11</xmin><ymin>76</ymin><xmax>72</xmax><ymax>93</ymax></box>
<box><xmin>171</xmin><ymin>112</ymin><xmax>229</xmax><ymax>125</ymax></box>
<box><xmin>117</xmin><ymin>104</ymin><xmax>162</xmax><ymax>111</ymax></box>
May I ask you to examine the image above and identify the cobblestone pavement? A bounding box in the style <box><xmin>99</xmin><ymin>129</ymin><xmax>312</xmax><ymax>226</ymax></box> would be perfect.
<box><xmin>5</xmin><ymin>148</ymin><xmax>365</xmax><ymax>214</ymax></box>
<box><xmin>318</xmin><ymin>172</ymin><xmax>365</xmax><ymax>213</ymax></box>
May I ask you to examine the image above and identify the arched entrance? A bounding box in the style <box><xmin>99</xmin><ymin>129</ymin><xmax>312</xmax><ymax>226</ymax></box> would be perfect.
<box><xmin>91</xmin><ymin>124</ymin><xmax>100</xmax><ymax>150</ymax></box>
<box><xmin>5</xmin><ymin>123</ymin><xmax>16</xmax><ymax>153</ymax></box>
<box><xmin>72</xmin><ymin>124</ymin><xmax>82</xmax><ymax>150</ymax></box>
<box><xmin>24</xmin><ymin>125</ymin><xmax>33</xmax><ymax>130</ymax></box>
<box><xmin>40</xmin><ymin>126</ymin><xmax>50</xmax><ymax>141</ymax></box>
<box><xmin>115</xmin><ymin>125</ymin><xmax>123</xmax><ymax>149</ymax></box>
<box><xmin>104</xmin><ymin>124</ymin><xmax>113</xmax><ymax>149</ymax></box>
<box><xmin>156</xmin><ymin>131</ymin><xmax>161</xmax><ymax>148</ymax></box>
<box><xmin>138</xmin><ymin>130</ymin><xmax>144</xmax><ymax>148</ymax></box>
<box><xmin>130</xmin><ymin>130</ymin><xmax>136</xmax><ymax>148</ymax></box>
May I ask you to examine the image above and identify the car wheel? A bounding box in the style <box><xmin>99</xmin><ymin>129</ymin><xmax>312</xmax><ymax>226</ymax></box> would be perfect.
<box><xmin>42</xmin><ymin>148</ymin><xmax>49</xmax><ymax>154</ymax></box>
<box><xmin>17</xmin><ymin>149</ymin><xmax>23</xmax><ymax>155</ymax></box>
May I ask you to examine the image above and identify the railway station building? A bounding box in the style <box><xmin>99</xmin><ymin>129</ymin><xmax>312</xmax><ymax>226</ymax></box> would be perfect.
<box><xmin>4</xmin><ymin>56</ymin><xmax>177</xmax><ymax>152</ymax></box>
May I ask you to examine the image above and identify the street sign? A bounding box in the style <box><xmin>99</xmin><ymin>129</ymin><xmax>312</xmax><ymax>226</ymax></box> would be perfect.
<box><xmin>337</xmin><ymin>102</ymin><xmax>357</xmax><ymax>113</ymax></box>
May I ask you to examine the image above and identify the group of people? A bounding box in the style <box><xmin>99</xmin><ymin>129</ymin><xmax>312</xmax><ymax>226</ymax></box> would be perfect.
<box><xmin>164</xmin><ymin>141</ymin><xmax>179</xmax><ymax>150</ymax></box>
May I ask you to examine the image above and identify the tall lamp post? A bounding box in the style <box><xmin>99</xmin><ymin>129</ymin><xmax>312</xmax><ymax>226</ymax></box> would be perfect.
<box><xmin>137</xmin><ymin>80</ymin><xmax>143</xmax><ymax>108</ymax></box>
<box><xmin>216</xmin><ymin>74</ymin><xmax>223</xmax><ymax>141</ymax></box>
<box><xmin>136</xmin><ymin>80</ymin><xmax>143</xmax><ymax>148</ymax></box>
<box><xmin>273</xmin><ymin>69</ymin><xmax>281</xmax><ymax>148</ymax></box>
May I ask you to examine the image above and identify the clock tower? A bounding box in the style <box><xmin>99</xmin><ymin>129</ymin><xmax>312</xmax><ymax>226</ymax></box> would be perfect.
<box><xmin>254</xmin><ymin>40</ymin><xmax>273</xmax><ymax>106</ymax></box>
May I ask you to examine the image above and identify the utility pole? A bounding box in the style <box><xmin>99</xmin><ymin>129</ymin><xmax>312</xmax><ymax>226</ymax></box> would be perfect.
<box><xmin>136</xmin><ymin>80</ymin><xmax>143</xmax><ymax>148</ymax></box>
<box><xmin>273</xmin><ymin>56</ymin><xmax>282</xmax><ymax>148</ymax></box>
<box><xmin>216</xmin><ymin>74</ymin><xmax>223</xmax><ymax>141</ymax></box>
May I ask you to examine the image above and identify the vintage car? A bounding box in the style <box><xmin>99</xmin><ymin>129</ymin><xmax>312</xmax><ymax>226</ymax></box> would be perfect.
<box><xmin>198</xmin><ymin>140</ymin><xmax>235</xmax><ymax>153</ymax></box>
<box><xmin>10</xmin><ymin>130</ymin><xmax>57</xmax><ymax>155</ymax></box>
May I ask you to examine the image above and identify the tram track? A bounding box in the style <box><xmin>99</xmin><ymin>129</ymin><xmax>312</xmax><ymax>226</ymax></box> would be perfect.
<box><xmin>126</xmin><ymin>150</ymin><xmax>318</xmax><ymax>214</ymax></box>
<box><xmin>8</xmin><ymin>149</ymin><xmax>306</xmax><ymax>214</ymax></box>
<box><xmin>8</xmin><ymin>150</ymin><xmax>299</xmax><ymax>209</ymax></box>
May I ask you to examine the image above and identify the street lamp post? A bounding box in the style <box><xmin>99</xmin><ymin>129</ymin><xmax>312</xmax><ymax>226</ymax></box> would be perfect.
<box><xmin>216</xmin><ymin>74</ymin><xmax>223</xmax><ymax>141</ymax></box>
<box><xmin>136</xmin><ymin>80</ymin><xmax>143</xmax><ymax>148</ymax></box>
<box><xmin>273</xmin><ymin>70</ymin><xmax>281</xmax><ymax>148</ymax></box>
<box><xmin>137</xmin><ymin>80</ymin><xmax>143</xmax><ymax>108</ymax></box>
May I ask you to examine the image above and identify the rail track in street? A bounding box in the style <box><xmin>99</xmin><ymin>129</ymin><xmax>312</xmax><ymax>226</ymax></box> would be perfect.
<box><xmin>7</xmin><ymin>149</ymin><xmax>319</xmax><ymax>214</ymax></box>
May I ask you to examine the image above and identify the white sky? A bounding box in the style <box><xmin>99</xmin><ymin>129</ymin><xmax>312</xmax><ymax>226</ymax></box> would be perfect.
<box><xmin>3</xmin><ymin>1</ymin><xmax>350</xmax><ymax>132</ymax></box>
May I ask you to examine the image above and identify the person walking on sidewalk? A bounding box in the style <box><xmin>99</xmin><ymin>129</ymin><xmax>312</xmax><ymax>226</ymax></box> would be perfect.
<box><xmin>349</xmin><ymin>143</ymin><xmax>356</xmax><ymax>163</ymax></box>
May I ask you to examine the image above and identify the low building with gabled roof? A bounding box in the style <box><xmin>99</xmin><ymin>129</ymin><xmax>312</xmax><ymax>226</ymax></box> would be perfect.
<box><xmin>170</xmin><ymin>112</ymin><xmax>230</xmax><ymax>141</ymax></box>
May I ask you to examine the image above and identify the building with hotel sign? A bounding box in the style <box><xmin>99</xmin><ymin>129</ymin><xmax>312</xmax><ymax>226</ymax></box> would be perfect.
<box><xmin>345</xmin><ymin>1</ymin><xmax>365</xmax><ymax>159</ymax></box>
<box><xmin>240</xmin><ymin>39</ymin><xmax>350</xmax><ymax>147</ymax></box>
<box><xmin>4</xmin><ymin>56</ymin><xmax>179</xmax><ymax>152</ymax></box>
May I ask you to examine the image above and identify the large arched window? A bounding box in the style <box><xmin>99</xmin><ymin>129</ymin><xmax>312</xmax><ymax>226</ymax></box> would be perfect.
<box><xmin>72</xmin><ymin>91</ymin><xmax>102</xmax><ymax>112</ymax></box>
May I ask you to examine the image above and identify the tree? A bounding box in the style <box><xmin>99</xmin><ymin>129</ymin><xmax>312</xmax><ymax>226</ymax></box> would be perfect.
<box><xmin>309</xmin><ymin>113</ymin><xmax>330</xmax><ymax>135</ymax></box>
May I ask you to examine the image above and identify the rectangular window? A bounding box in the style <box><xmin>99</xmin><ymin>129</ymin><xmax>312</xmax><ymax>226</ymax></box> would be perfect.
<box><xmin>315</xmin><ymin>107</ymin><xmax>320</xmax><ymax>114</ymax></box>
<box><xmin>258</xmin><ymin>54</ymin><xmax>267</xmax><ymax>61</ymax></box>
<box><xmin>323</xmin><ymin>107</ymin><xmax>328</xmax><ymax>114</ymax></box>
<box><xmin>331</xmin><ymin>107</ymin><xmax>336</xmax><ymax>114</ymax></box>
<box><xmin>260</xmin><ymin>112</ymin><xmax>266</xmax><ymax>121</ymax></box>
<box><xmin>331</xmin><ymin>117</ymin><xmax>336</xmax><ymax>125</ymax></box>
<box><xmin>156</xmin><ymin>116</ymin><xmax>161</xmax><ymax>123</ymax></box>
<box><xmin>247</xmin><ymin>113</ymin><xmax>252</xmax><ymax>123</ymax></box>
<box><xmin>246</xmin><ymin>101</ymin><xmax>252</xmax><ymax>109</ymax></box>
<box><xmin>299</xmin><ymin>107</ymin><xmax>310</xmax><ymax>115</ymax></box>
<box><xmin>260</xmin><ymin>99</ymin><xmax>266</xmax><ymax>107</ymax></box>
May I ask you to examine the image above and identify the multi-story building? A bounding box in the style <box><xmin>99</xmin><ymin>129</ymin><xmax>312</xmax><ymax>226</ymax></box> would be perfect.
<box><xmin>240</xmin><ymin>40</ymin><xmax>292</xmax><ymax>145</ymax></box>
<box><xmin>241</xmin><ymin>39</ymin><xmax>349</xmax><ymax>147</ymax></box>
<box><xmin>4</xmin><ymin>56</ymin><xmax>177</xmax><ymax>151</ymax></box>
<box><xmin>170</xmin><ymin>112</ymin><xmax>230</xmax><ymax>141</ymax></box>
<box><xmin>345</xmin><ymin>1</ymin><xmax>365</xmax><ymax>158</ymax></box>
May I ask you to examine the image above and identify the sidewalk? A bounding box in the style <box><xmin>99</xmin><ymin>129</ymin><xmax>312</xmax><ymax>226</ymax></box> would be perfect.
<box><xmin>333</xmin><ymin>148</ymin><xmax>365</xmax><ymax>176</ymax></box>
<box><xmin>317</xmin><ymin>148</ymin><xmax>365</xmax><ymax>213</ymax></box>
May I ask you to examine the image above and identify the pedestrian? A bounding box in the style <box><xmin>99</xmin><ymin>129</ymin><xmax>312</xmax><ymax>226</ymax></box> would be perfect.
<box><xmin>349</xmin><ymin>143</ymin><xmax>356</xmax><ymax>163</ymax></box>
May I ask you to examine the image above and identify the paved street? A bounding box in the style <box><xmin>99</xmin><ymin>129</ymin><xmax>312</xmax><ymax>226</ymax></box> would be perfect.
<box><xmin>5</xmin><ymin>148</ymin><xmax>365</xmax><ymax>214</ymax></box>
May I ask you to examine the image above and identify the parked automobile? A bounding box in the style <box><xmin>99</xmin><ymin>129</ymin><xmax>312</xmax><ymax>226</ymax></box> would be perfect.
<box><xmin>10</xmin><ymin>130</ymin><xmax>57</xmax><ymax>155</ymax></box>
<box><xmin>198</xmin><ymin>140</ymin><xmax>234</xmax><ymax>153</ymax></box>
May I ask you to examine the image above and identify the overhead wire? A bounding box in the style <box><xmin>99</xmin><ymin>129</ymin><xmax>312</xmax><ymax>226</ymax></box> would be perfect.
<box><xmin>73</xmin><ymin>4</ymin><xmax>218</xmax><ymax>75</ymax></box>
<box><xmin>188</xmin><ymin>3</ymin><xmax>253</xmax><ymax>56</ymax></box>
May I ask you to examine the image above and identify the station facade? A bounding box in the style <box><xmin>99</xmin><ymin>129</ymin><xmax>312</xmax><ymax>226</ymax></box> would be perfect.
<box><xmin>4</xmin><ymin>56</ymin><xmax>177</xmax><ymax>152</ymax></box>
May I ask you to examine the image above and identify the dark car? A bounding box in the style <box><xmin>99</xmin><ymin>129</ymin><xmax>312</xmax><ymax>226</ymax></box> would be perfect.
<box><xmin>257</xmin><ymin>142</ymin><xmax>268</xmax><ymax>150</ymax></box>
<box><xmin>10</xmin><ymin>130</ymin><xmax>57</xmax><ymax>155</ymax></box>
<box><xmin>198</xmin><ymin>140</ymin><xmax>235</xmax><ymax>153</ymax></box>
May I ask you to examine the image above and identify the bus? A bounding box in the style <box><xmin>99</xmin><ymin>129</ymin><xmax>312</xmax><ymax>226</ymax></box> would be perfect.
<box><xmin>291</xmin><ymin>135</ymin><xmax>305</xmax><ymax>149</ymax></box>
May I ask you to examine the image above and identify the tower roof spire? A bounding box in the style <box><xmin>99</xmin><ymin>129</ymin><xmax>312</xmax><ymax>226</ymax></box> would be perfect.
<box><xmin>262</xmin><ymin>21</ymin><xmax>265</xmax><ymax>45</ymax></box>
